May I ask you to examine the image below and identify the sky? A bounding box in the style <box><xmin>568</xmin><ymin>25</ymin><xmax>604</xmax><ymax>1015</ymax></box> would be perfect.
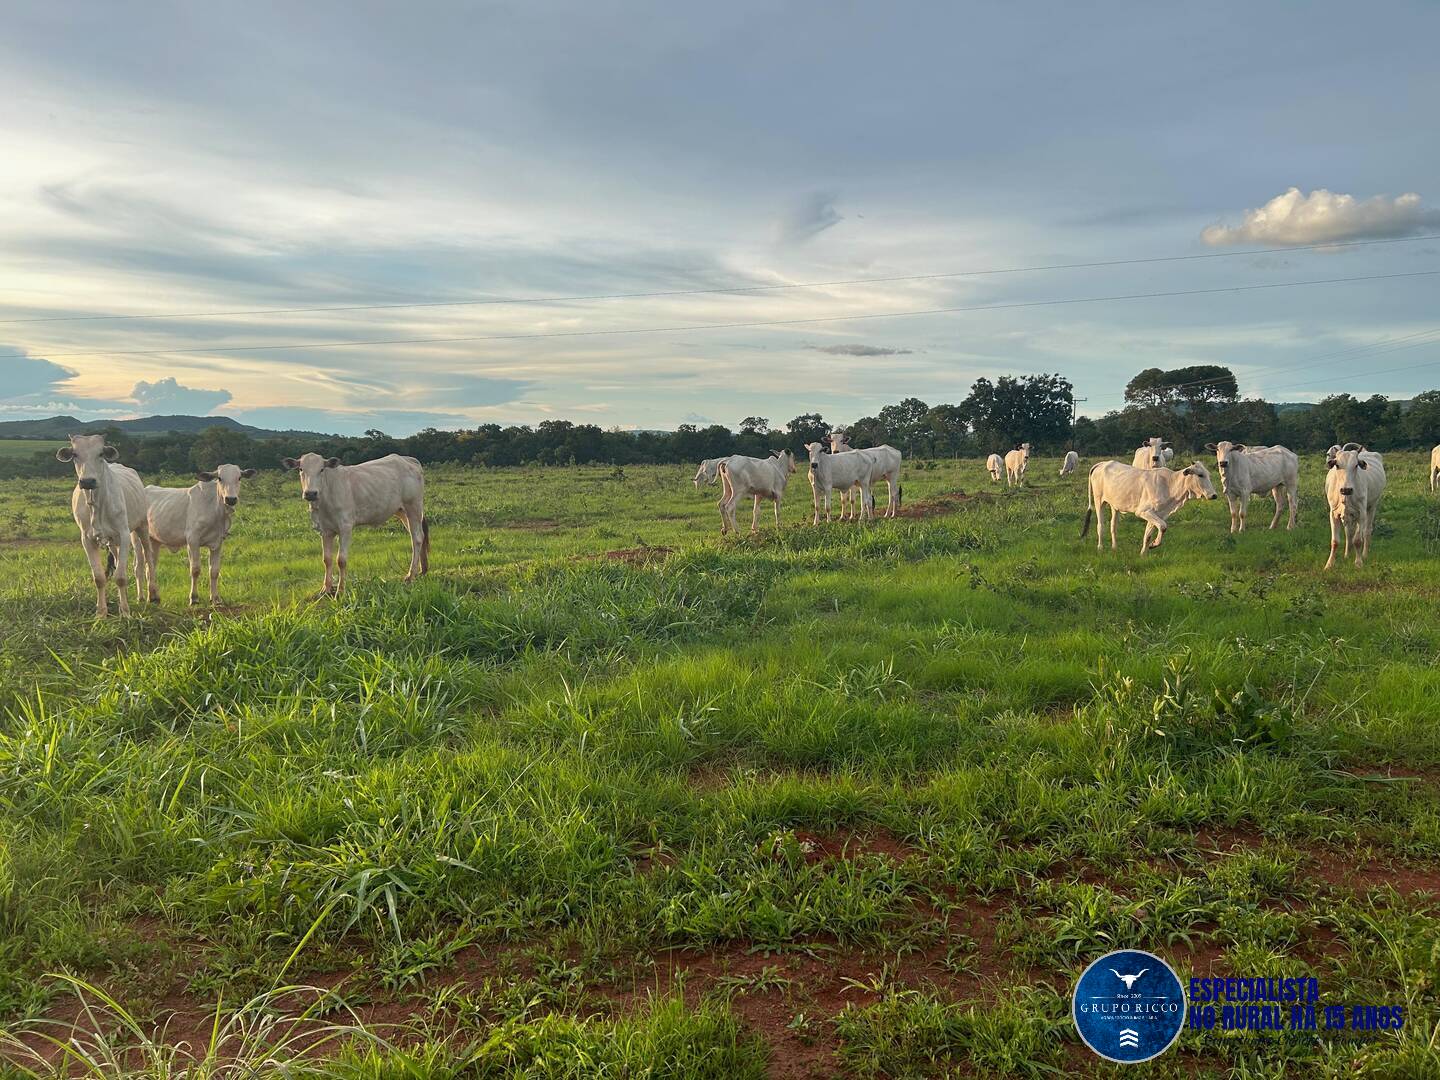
<box><xmin>1</xmin><ymin>1</ymin><xmax>1437</xmax><ymax>436</ymax></box>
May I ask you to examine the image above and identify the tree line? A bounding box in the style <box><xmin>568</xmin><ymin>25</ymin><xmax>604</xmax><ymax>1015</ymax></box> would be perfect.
<box><xmin>9</xmin><ymin>367</ymin><xmax>1440</xmax><ymax>478</ymax></box>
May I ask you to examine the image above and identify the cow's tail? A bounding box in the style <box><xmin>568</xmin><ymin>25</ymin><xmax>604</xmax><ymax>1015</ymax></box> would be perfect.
<box><xmin>105</xmin><ymin>548</ymin><xmax>115</xmax><ymax>576</ymax></box>
<box><xmin>421</xmin><ymin>516</ymin><xmax>431</xmax><ymax>572</ymax></box>
<box><xmin>1080</xmin><ymin>464</ymin><xmax>1099</xmax><ymax>538</ymax></box>
<box><xmin>896</xmin><ymin>483</ymin><xmax>902</xmax><ymax>510</ymax></box>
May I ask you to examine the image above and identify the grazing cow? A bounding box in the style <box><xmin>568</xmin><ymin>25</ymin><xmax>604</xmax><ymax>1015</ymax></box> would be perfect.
<box><xmin>1203</xmin><ymin>441</ymin><xmax>1300</xmax><ymax>532</ymax></box>
<box><xmin>1161</xmin><ymin>447</ymin><xmax>1175</xmax><ymax>466</ymax></box>
<box><xmin>1060</xmin><ymin>450</ymin><xmax>1079</xmax><ymax>476</ymax></box>
<box><xmin>282</xmin><ymin>453</ymin><xmax>428</xmax><ymax>594</ymax></box>
<box><xmin>985</xmin><ymin>453</ymin><xmax>1004</xmax><ymax>482</ymax></box>
<box><xmin>693</xmin><ymin>458</ymin><xmax>725</xmax><ymax>488</ymax></box>
<box><xmin>145</xmin><ymin>464</ymin><xmax>257</xmax><ymax>605</ymax></box>
<box><xmin>56</xmin><ymin>433</ymin><xmax>152</xmax><ymax>617</ymax></box>
<box><xmin>717</xmin><ymin>451</ymin><xmax>796</xmax><ymax>534</ymax></box>
<box><xmin>1132</xmin><ymin>437</ymin><xmax>1168</xmax><ymax>469</ymax></box>
<box><xmin>804</xmin><ymin>442</ymin><xmax>875</xmax><ymax>523</ymax></box>
<box><xmin>1430</xmin><ymin>445</ymin><xmax>1440</xmax><ymax>492</ymax></box>
<box><xmin>1004</xmin><ymin>443</ymin><xmax>1030</xmax><ymax>487</ymax></box>
<box><xmin>1324</xmin><ymin>444</ymin><xmax>1385</xmax><ymax>570</ymax></box>
<box><xmin>1081</xmin><ymin>460</ymin><xmax>1218</xmax><ymax>554</ymax></box>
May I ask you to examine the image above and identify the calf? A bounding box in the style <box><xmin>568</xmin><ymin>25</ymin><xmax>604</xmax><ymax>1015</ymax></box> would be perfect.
<box><xmin>717</xmin><ymin>451</ymin><xmax>795</xmax><ymax>534</ymax></box>
<box><xmin>1060</xmin><ymin>450</ymin><xmax>1079</xmax><ymax>476</ymax></box>
<box><xmin>1131</xmin><ymin>437</ymin><xmax>1168</xmax><ymax>469</ymax></box>
<box><xmin>56</xmin><ymin>433</ymin><xmax>152</xmax><ymax>616</ymax></box>
<box><xmin>1324</xmin><ymin>444</ymin><xmax>1385</xmax><ymax>570</ymax></box>
<box><xmin>804</xmin><ymin>442</ymin><xmax>875</xmax><ymax>523</ymax></box>
<box><xmin>1004</xmin><ymin>443</ymin><xmax>1030</xmax><ymax>487</ymax></box>
<box><xmin>145</xmin><ymin>463</ymin><xmax>257</xmax><ymax>605</ymax></box>
<box><xmin>1081</xmin><ymin>460</ymin><xmax>1218</xmax><ymax>554</ymax></box>
<box><xmin>986</xmin><ymin>453</ymin><xmax>1004</xmax><ymax>482</ymax></box>
<box><xmin>1204</xmin><ymin>441</ymin><xmax>1299</xmax><ymax>532</ymax></box>
<box><xmin>282</xmin><ymin>453</ymin><xmax>428</xmax><ymax>594</ymax></box>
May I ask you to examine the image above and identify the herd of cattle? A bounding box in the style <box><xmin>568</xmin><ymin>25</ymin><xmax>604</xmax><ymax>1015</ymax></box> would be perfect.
<box><xmin>52</xmin><ymin>428</ymin><xmax>1429</xmax><ymax>616</ymax></box>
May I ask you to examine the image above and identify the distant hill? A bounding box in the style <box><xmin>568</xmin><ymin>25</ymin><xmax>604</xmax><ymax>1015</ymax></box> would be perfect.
<box><xmin>0</xmin><ymin>414</ymin><xmax>328</xmax><ymax>439</ymax></box>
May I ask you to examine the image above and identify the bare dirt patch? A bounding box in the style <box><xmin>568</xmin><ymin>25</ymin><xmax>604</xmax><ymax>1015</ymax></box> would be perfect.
<box><xmin>894</xmin><ymin>490</ymin><xmax>993</xmax><ymax>520</ymax></box>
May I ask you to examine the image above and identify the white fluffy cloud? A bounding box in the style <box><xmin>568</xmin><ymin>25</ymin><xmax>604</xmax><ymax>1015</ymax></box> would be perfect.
<box><xmin>130</xmin><ymin>377</ymin><xmax>232</xmax><ymax>413</ymax></box>
<box><xmin>1202</xmin><ymin>187</ymin><xmax>1440</xmax><ymax>246</ymax></box>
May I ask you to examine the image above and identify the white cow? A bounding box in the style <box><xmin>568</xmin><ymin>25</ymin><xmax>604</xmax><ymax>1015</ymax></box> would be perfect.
<box><xmin>717</xmin><ymin>451</ymin><xmax>796</xmax><ymax>534</ymax></box>
<box><xmin>1325</xmin><ymin>444</ymin><xmax>1342</xmax><ymax>467</ymax></box>
<box><xmin>1324</xmin><ymin>444</ymin><xmax>1385</xmax><ymax>570</ymax></box>
<box><xmin>1060</xmin><ymin>450</ymin><xmax>1079</xmax><ymax>476</ymax></box>
<box><xmin>282</xmin><ymin>452</ymin><xmax>429</xmax><ymax>594</ymax></box>
<box><xmin>1161</xmin><ymin>447</ymin><xmax>1175</xmax><ymax>466</ymax></box>
<box><xmin>56</xmin><ymin>433</ymin><xmax>153</xmax><ymax>617</ymax></box>
<box><xmin>855</xmin><ymin>444</ymin><xmax>902</xmax><ymax>516</ymax></box>
<box><xmin>1082</xmin><ymin>460</ymin><xmax>1218</xmax><ymax>554</ymax></box>
<box><xmin>986</xmin><ymin>453</ymin><xmax>1004</xmax><ymax>482</ymax></box>
<box><xmin>828</xmin><ymin>430</ymin><xmax>863</xmax><ymax>519</ymax></box>
<box><xmin>1132</xmin><ymin>437</ymin><xmax>1168</xmax><ymax>469</ymax></box>
<box><xmin>1429</xmin><ymin>445</ymin><xmax>1440</xmax><ymax>492</ymax></box>
<box><xmin>145</xmin><ymin>463</ymin><xmax>257</xmax><ymax>605</ymax></box>
<box><xmin>693</xmin><ymin>458</ymin><xmax>725</xmax><ymax>488</ymax></box>
<box><xmin>804</xmin><ymin>442</ymin><xmax>875</xmax><ymax>523</ymax></box>
<box><xmin>1204</xmin><ymin>441</ymin><xmax>1300</xmax><ymax>532</ymax></box>
<box><xmin>1004</xmin><ymin>443</ymin><xmax>1030</xmax><ymax>487</ymax></box>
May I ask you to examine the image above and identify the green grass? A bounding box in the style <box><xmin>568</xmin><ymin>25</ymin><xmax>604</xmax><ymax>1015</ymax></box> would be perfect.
<box><xmin>0</xmin><ymin>454</ymin><xmax>1438</xmax><ymax>1076</ymax></box>
<box><xmin>0</xmin><ymin>440</ymin><xmax>51</xmax><ymax>462</ymax></box>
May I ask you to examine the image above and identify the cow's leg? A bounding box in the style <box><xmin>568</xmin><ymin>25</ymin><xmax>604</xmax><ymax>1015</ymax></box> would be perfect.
<box><xmin>886</xmin><ymin>477</ymin><xmax>897</xmax><ymax>517</ymax></box>
<box><xmin>773</xmin><ymin>495</ymin><xmax>782</xmax><ymax>529</ymax></box>
<box><xmin>398</xmin><ymin>508</ymin><xmax>422</xmax><ymax>581</ymax></box>
<box><xmin>187</xmin><ymin>540</ymin><xmax>202</xmax><ymax>605</ymax></box>
<box><xmin>1324</xmin><ymin>513</ymin><xmax>1341</xmax><ymax>570</ymax></box>
<box><xmin>81</xmin><ymin>533</ymin><xmax>109</xmax><ymax>618</ymax></box>
<box><xmin>1286</xmin><ymin>486</ymin><xmax>1298</xmax><ymax>529</ymax></box>
<box><xmin>208</xmin><ymin>544</ymin><xmax>223</xmax><ymax>606</ymax></box>
<box><xmin>1109</xmin><ymin>507</ymin><xmax>1119</xmax><ymax>550</ymax></box>
<box><xmin>859</xmin><ymin>480</ymin><xmax>874</xmax><ymax>522</ymax></box>
<box><xmin>321</xmin><ymin>531</ymin><xmax>336</xmax><ymax>593</ymax></box>
<box><xmin>336</xmin><ymin>527</ymin><xmax>353</xmax><ymax>594</ymax></box>
<box><xmin>1236</xmin><ymin>493</ymin><xmax>1248</xmax><ymax>532</ymax></box>
<box><xmin>1267</xmin><ymin>488</ymin><xmax>1283</xmax><ymax>530</ymax></box>
<box><xmin>718</xmin><ymin>493</ymin><xmax>729</xmax><ymax>534</ymax></box>
<box><xmin>1137</xmin><ymin>511</ymin><xmax>1167</xmax><ymax>553</ymax></box>
<box><xmin>113</xmin><ymin>532</ymin><xmax>132</xmax><ymax>616</ymax></box>
<box><xmin>750</xmin><ymin>495</ymin><xmax>761</xmax><ymax>534</ymax></box>
<box><xmin>139</xmin><ymin>531</ymin><xmax>159</xmax><ymax>602</ymax></box>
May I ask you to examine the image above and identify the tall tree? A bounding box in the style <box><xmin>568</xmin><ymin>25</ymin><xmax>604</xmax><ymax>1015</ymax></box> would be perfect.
<box><xmin>962</xmin><ymin>374</ymin><xmax>1073</xmax><ymax>450</ymax></box>
<box><xmin>786</xmin><ymin>413</ymin><xmax>829</xmax><ymax>445</ymax></box>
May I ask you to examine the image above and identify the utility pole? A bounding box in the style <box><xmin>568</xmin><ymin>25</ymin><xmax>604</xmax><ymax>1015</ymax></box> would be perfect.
<box><xmin>1069</xmin><ymin>396</ymin><xmax>1088</xmax><ymax>424</ymax></box>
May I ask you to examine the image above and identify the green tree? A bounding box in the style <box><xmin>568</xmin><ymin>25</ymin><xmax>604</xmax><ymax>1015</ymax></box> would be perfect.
<box><xmin>962</xmin><ymin>374</ymin><xmax>1072</xmax><ymax>450</ymax></box>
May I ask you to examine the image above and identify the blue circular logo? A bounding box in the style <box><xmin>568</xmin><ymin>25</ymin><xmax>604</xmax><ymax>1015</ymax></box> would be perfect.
<box><xmin>1072</xmin><ymin>949</ymin><xmax>1186</xmax><ymax>1063</ymax></box>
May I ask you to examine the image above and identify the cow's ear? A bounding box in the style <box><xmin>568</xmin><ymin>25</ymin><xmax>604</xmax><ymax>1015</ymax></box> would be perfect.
<box><xmin>1204</xmin><ymin>443</ymin><xmax>1217</xmax><ymax>451</ymax></box>
<box><xmin>323</xmin><ymin>457</ymin><xmax>341</xmax><ymax>469</ymax></box>
<box><xmin>241</xmin><ymin>468</ymin><xmax>257</xmax><ymax>478</ymax></box>
<box><xmin>281</xmin><ymin>457</ymin><xmax>299</xmax><ymax>469</ymax></box>
<box><xmin>1182</xmin><ymin>467</ymin><xmax>1193</xmax><ymax>475</ymax></box>
<box><xmin>1327</xmin><ymin>460</ymin><xmax>1337</xmax><ymax>469</ymax></box>
<box><xmin>1358</xmin><ymin>460</ymin><xmax>1368</xmax><ymax>470</ymax></box>
<box><xmin>56</xmin><ymin>446</ymin><xmax>74</xmax><ymax>462</ymax></box>
<box><xmin>101</xmin><ymin>444</ymin><xmax>120</xmax><ymax>462</ymax></box>
<box><xmin>196</xmin><ymin>470</ymin><xmax>216</xmax><ymax>482</ymax></box>
<box><xmin>1235</xmin><ymin>444</ymin><xmax>1247</xmax><ymax>452</ymax></box>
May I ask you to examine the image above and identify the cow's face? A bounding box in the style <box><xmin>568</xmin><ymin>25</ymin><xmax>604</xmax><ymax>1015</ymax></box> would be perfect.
<box><xmin>779</xmin><ymin>450</ymin><xmax>796</xmax><ymax>474</ymax></box>
<box><xmin>1180</xmin><ymin>462</ymin><xmax>1218</xmax><ymax>500</ymax></box>
<box><xmin>1145</xmin><ymin>438</ymin><xmax>1165</xmax><ymax>467</ymax></box>
<box><xmin>282</xmin><ymin>452</ymin><xmax>340</xmax><ymax>502</ymax></box>
<box><xmin>1208</xmin><ymin>441</ymin><xmax>1240</xmax><ymax>489</ymax></box>
<box><xmin>829</xmin><ymin>431</ymin><xmax>850</xmax><ymax>453</ymax></box>
<box><xmin>56</xmin><ymin>433</ymin><xmax>118</xmax><ymax>493</ymax></box>
<box><xmin>804</xmin><ymin>442</ymin><xmax>825</xmax><ymax>471</ymax></box>
<box><xmin>198</xmin><ymin>463</ymin><xmax>257</xmax><ymax>506</ymax></box>
<box><xmin>1329</xmin><ymin>449</ymin><xmax>1368</xmax><ymax>498</ymax></box>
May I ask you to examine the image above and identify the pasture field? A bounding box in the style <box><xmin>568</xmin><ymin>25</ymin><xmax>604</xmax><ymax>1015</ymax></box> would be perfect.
<box><xmin>0</xmin><ymin>441</ymin><xmax>49</xmax><ymax>462</ymax></box>
<box><xmin>1</xmin><ymin>454</ymin><xmax>1439</xmax><ymax>1077</ymax></box>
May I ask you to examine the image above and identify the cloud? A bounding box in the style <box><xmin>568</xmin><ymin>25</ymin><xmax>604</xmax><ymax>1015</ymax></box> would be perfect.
<box><xmin>807</xmin><ymin>344</ymin><xmax>914</xmax><ymax>357</ymax></box>
<box><xmin>1202</xmin><ymin>188</ymin><xmax>1440</xmax><ymax>246</ymax></box>
<box><xmin>679</xmin><ymin>411</ymin><xmax>716</xmax><ymax>425</ymax></box>
<box><xmin>0</xmin><ymin>351</ymin><xmax>81</xmax><ymax>398</ymax></box>
<box><xmin>229</xmin><ymin>406</ymin><xmax>474</xmax><ymax>436</ymax></box>
<box><xmin>777</xmin><ymin>190</ymin><xmax>843</xmax><ymax>245</ymax></box>
<box><xmin>130</xmin><ymin>376</ymin><xmax>232</xmax><ymax>413</ymax></box>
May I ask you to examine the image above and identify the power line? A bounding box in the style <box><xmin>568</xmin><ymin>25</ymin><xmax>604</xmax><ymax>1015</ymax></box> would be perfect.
<box><xmin>8</xmin><ymin>268</ymin><xmax>1436</xmax><ymax>362</ymax></box>
<box><xmin>2</xmin><ymin>233</ymin><xmax>1437</xmax><ymax>327</ymax></box>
